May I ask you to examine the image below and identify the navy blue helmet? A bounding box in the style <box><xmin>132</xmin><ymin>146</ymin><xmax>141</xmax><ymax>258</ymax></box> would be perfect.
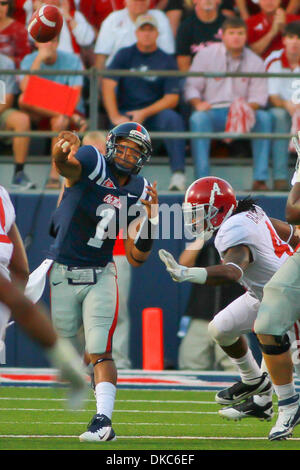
<box><xmin>105</xmin><ymin>122</ymin><xmax>152</xmax><ymax>175</ymax></box>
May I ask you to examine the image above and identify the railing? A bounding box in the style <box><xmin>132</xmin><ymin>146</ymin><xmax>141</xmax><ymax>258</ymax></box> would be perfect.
<box><xmin>1</xmin><ymin>67</ymin><xmax>300</xmax><ymax>141</ymax></box>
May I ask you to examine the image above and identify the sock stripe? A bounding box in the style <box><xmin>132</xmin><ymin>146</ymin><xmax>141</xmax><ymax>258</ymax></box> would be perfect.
<box><xmin>278</xmin><ymin>393</ymin><xmax>299</xmax><ymax>407</ymax></box>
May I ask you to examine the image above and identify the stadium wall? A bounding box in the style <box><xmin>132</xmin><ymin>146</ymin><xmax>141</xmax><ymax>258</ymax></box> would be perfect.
<box><xmin>4</xmin><ymin>193</ymin><xmax>288</xmax><ymax>369</ymax></box>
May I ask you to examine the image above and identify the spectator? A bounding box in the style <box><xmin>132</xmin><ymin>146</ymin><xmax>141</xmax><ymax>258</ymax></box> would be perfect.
<box><xmin>94</xmin><ymin>0</ymin><xmax>175</xmax><ymax>70</ymax></box>
<box><xmin>167</xmin><ymin>0</ymin><xmax>234</xmax><ymax>38</ymax></box>
<box><xmin>184</xmin><ymin>17</ymin><xmax>272</xmax><ymax>191</ymax></box>
<box><xmin>176</xmin><ymin>0</ymin><xmax>227</xmax><ymax>72</ymax></box>
<box><xmin>267</xmin><ymin>21</ymin><xmax>300</xmax><ymax>191</ymax></box>
<box><xmin>0</xmin><ymin>0</ymin><xmax>31</xmax><ymax>67</ymax></box>
<box><xmin>246</xmin><ymin>0</ymin><xmax>300</xmax><ymax>60</ymax></box>
<box><xmin>0</xmin><ymin>53</ymin><xmax>34</xmax><ymax>190</ymax></box>
<box><xmin>23</xmin><ymin>1</ymin><xmax>96</xmax><ymax>55</ymax></box>
<box><xmin>102</xmin><ymin>14</ymin><xmax>186</xmax><ymax>191</ymax></box>
<box><xmin>178</xmin><ymin>238</ymin><xmax>244</xmax><ymax>371</ymax></box>
<box><xmin>236</xmin><ymin>0</ymin><xmax>299</xmax><ymax>21</ymax></box>
<box><xmin>18</xmin><ymin>36</ymin><xmax>85</xmax><ymax>189</ymax></box>
<box><xmin>77</xmin><ymin>0</ymin><xmax>168</xmax><ymax>33</ymax></box>
<box><xmin>82</xmin><ymin>130</ymin><xmax>106</xmax><ymax>152</ymax></box>
<box><xmin>165</xmin><ymin>0</ymin><xmax>194</xmax><ymax>37</ymax></box>
<box><xmin>12</xmin><ymin>1</ymin><xmax>41</xmax><ymax>26</ymax></box>
<box><xmin>49</xmin><ymin>0</ymin><xmax>95</xmax><ymax>55</ymax></box>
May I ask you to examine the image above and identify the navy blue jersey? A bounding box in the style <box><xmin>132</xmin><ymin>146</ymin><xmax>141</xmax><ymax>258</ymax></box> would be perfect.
<box><xmin>48</xmin><ymin>145</ymin><xmax>151</xmax><ymax>267</ymax></box>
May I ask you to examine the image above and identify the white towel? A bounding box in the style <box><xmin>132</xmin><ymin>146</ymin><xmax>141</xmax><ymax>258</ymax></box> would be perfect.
<box><xmin>25</xmin><ymin>259</ymin><xmax>54</xmax><ymax>303</ymax></box>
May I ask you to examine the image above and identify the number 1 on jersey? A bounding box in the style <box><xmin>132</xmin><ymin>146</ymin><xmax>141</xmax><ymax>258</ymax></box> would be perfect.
<box><xmin>87</xmin><ymin>207</ymin><xmax>115</xmax><ymax>249</ymax></box>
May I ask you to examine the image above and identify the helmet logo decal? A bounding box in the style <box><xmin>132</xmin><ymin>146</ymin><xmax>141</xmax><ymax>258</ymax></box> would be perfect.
<box><xmin>129</xmin><ymin>130</ymin><xmax>146</xmax><ymax>140</ymax></box>
<box><xmin>212</xmin><ymin>182</ymin><xmax>223</xmax><ymax>196</ymax></box>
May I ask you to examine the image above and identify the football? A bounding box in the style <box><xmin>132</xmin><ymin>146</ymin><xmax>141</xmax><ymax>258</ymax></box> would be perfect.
<box><xmin>28</xmin><ymin>4</ymin><xmax>63</xmax><ymax>43</ymax></box>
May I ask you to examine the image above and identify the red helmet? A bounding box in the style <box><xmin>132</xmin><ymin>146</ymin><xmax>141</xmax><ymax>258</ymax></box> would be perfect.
<box><xmin>182</xmin><ymin>177</ymin><xmax>237</xmax><ymax>238</ymax></box>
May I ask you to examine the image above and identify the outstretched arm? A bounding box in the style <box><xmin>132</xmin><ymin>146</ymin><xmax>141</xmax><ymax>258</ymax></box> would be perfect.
<box><xmin>124</xmin><ymin>182</ymin><xmax>159</xmax><ymax>267</ymax></box>
<box><xmin>159</xmin><ymin>244</ymin><xmax>251</xmax><ymax>285</ymax></box>
<box><xmin>52</xmin><ymin>131</ymin><xmax>82</xmax><ymax>186</ymax></box>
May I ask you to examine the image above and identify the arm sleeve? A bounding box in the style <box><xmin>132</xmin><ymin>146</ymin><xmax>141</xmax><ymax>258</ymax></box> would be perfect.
<box><xmin>94</xmin><ymin>15</ymin><xmax>115</xmax><ymax>55</ymax></box>
<box><xmin>105</xmin><ymin>49</ymin><xmax>127</xmax><ymax>82</ymax></box>
<box><xmin>67</xmin><ymin>55</ymin><xmax>84</xmax><ymax>87</ymax></box>
<box><xmin>183</xmin><ymin>51</ymin><xmax>206</xmax><ymax>102</ymax></box>
<box><xmin>216</xmin><ymin>219</ymin><xmax>256</xmax><ymax>261</ymax></box>
<box><xmin>176</xmin><ymin>21</ymin><xmax>191</xmax><ymax>56</ymax></box>
<box><xmin>14</xmin><ymin>24</ymin><xmax>31</xmax><ymax>67</ymax></box>
<box><xmin>74</xmin><ymin>145</ymin><xmax>106</xmax><ymax>182</ymax></box>
<box><xmin>155</xmin><ymin>12</ymin><xmax>175</xmax><ymax>54</ymax></box>
<box><xmin>3</xmin><ymin>58</ymin><xmax>17</xmax><ymax>94</ymax></box>
<box><xmin>163</xmin><ymin>55</ymin><xmax>180</xmax><ymax>95</ymax></box>
<box><xmin>247</xmin><ymin>58</ymin><xmax>268</xmax><ymax>107</ymax></box>
<box><xmin>267</xmin><ymin>61</ymin><xmax>281</xmax><ymax>96</ymax></box>
<box><xmin>72</xmin><ymin>11</ymin><xmax>96</xmax><ymax>46</ymax></box>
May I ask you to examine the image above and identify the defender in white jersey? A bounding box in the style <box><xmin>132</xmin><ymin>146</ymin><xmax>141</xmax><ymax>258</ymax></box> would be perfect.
<box><xmin>0</xmin><ymin>185</ymin><xmax>28</xmax><ymax>363</ymax></box>
<box><xmin>159</xmin><ymin>177</ymin><xmax>300</xmax><ymax>423</ymax></box>
<box><xmin>0</xmin><ymin>185</ymin><xmax>87</xmax><ymax>409</ymax></box>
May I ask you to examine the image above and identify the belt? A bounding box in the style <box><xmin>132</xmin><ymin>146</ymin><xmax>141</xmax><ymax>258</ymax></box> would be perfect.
<box><xmin>65</xmin><ymin>266</ymin><xmax>103</xmax><ymax>285</ymax></box>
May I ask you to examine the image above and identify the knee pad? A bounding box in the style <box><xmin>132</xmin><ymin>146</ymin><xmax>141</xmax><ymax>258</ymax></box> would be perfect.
<box><xmin>259</xmin><ymin>334</ymin><xmax>290</xmax><ymax>355</ymax></box>
<box><xmin>207</xmin><ymin>320</ymin><xmax>238</xmax><ymax>347</ymax></box>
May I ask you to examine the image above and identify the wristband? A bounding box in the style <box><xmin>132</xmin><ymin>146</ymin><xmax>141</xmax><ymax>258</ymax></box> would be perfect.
<box><xmin>134</xmin><ymin>217</ymin><xmax>157</xmax><ymax>252</ymax></box>
<box><xmin>184</xmin><ymin>267</ymin><xmax>208</xmax><ymax>284</ymax></box>
<box><xmin>226</xmin><ymin>262</ymin><xmax>244</xmax><ymax>280</ymax></box>
<box><xmin>286</xmin><ymin>224</ymin><xmax>294</xmax><ymax>244</ymax></box>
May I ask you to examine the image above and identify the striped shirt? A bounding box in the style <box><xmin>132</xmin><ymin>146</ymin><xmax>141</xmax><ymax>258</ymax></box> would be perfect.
<box><xmin>184</xmin><ymin>42</ymin><xmax>268</xmax><ymax>108</ymax></box>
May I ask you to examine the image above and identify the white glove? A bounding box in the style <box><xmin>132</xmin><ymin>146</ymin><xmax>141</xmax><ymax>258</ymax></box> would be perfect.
<box><xmin>159</xmin><ymin>249</ymin><xmax>188</xmax><ymax>282</ymax></box>
<box><xmin>292</xmin><ymin>131</ymin><xmax>300</xmax><ymax>184</ymax></box>
<box><xmin>159</xmin><ymin>249</ymin><xmax>208</xmax><ymax>284</ymax></box>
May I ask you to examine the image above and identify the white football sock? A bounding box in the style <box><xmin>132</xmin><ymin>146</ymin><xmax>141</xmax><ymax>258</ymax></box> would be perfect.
<box><xmin>253</xmin><ymin>393</ymin><xmax>273</xmax><ymax>406</ymax></box>
<box><xmin>95</xmin><ymin>381</ymin><xmax>116</xmax><ymax>419</ymax></box>
<box><xmin>230</xmin><ymin>350</ymin><xmax>262</xmax><ymax>384</ymax></box>
<box><xmin>273</xmin><ymin>383</ymin><xmax>296</xmax><ymax>404</ymax></box>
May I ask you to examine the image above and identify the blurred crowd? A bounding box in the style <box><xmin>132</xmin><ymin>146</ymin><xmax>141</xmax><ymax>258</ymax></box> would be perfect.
<box><xmin>0</xmin><ymin>0</ymin><xmax>300</xmax><ymax>192</ymax></box>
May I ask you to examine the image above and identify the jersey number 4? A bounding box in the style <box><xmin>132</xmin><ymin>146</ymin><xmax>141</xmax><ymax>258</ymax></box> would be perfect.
<box><xmin>265</xmin><ymin>221</ymin><xmax>293</xmax><ymax>258</ymax></box>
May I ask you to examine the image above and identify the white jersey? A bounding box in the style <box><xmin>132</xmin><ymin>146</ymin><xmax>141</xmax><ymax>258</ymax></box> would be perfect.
<box><xmin>214</xmin><ymin>205</ymin><xmax>292</xmax><ymax>301</ymax></box>
<box><xmin>0</xmin><ymin>186</ymin><xmax>15</xmax><ymax>279</ymax></box>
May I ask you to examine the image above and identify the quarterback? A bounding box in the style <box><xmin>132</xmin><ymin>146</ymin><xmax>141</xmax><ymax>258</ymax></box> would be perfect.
<box><xmin>44</xmin><ymin>122</ymin><xmax>158</xmax><ymax>442</ymax></box>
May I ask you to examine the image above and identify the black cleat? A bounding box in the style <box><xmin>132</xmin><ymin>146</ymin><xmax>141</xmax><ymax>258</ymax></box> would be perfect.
<box><xmin>219</xmin><ymin>397</ymin><xmax>274</xmax><ymax>421</ymax></box>
<box><xmin>79</xmin><ymin>413</ymin><xmax>116</xmax><ymax>442</ymax></box>
<box><xmin>215</xmin><ymin>372</ymin><xmax>272</xmax><ymax>405</ymax></box>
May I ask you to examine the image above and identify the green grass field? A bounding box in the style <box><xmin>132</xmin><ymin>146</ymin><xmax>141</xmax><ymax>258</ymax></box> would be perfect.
<box><xmin>1</xmin><ymin>386</ymin><xmax>300</xmax><ymax>451</ymax></box>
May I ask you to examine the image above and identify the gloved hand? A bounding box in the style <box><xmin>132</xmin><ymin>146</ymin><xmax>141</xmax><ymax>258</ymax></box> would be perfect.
<box><xmin>158</xmin><ymin>249</ymin><xmax>189</xmax><ymax>282</ymax></box>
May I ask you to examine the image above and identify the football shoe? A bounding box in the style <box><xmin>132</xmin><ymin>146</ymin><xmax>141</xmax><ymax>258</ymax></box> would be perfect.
<box><xmin>219</xmin><ymin>397</ymin><xmax>274</xmax><ymax>421</ymax></box>
<box><xmin>79</xmin><ymin>413</ymin><xmax>116</xmax><ymax>442</ymax></box>
<box><xmin>215</xmin><ymin>372</ymin><xmax>272</xmax><ymax>405</ymax></box>
<box><xmin>269</xmin><ymin>394</ymin><xmax>300</xmax><ymax>441</ymax></box>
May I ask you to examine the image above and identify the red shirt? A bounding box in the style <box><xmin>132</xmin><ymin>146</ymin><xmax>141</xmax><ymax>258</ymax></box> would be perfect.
<box><xmin>0</xmin><ymin>20</ymin><xmax>31</xmax><ymax>67</ymax></box>
<box><xmin>12</xmin><ymin>0</ymin><xmax>27</xmax><ymax>24</ymax></box>
<box><xmin>246</xmin><ymin>12</ymin><xmax>300</xmax><ymax>59</ymax></box>
<box><xmin>241</xmin><ymin>0</ymin><xmax>291</xmax><ymax>16</ymax></box>
<box><xmin>79</xmin><ymin>0</ymin><xmax>159</xmax><ymax>31</ymax></box>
